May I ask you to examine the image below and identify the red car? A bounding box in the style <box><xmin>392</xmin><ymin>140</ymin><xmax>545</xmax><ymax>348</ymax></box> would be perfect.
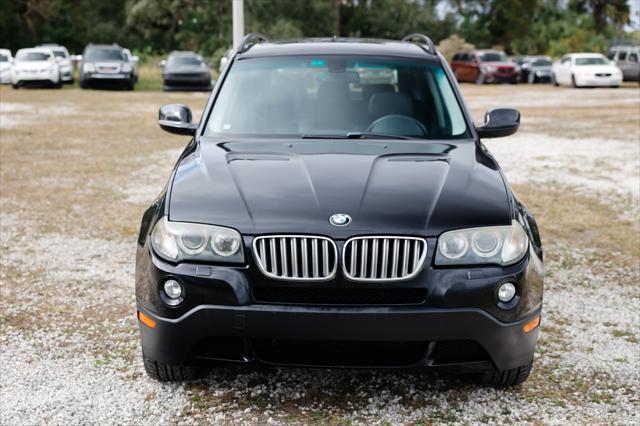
<box><xmin>451</xmin><ymin>50</ymin><xmax>520</xmax><ymax>84</ymax></box>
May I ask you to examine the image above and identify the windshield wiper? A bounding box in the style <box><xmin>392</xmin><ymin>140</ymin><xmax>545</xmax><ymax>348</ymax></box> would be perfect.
<box><xmin>301</xmin><ymin>132</ymin><xmax>411</xmax><ymax>140</ymax></box>
<box><xmin>346</xmin><ymin>132</ymin><xmax>411</xmax><ymax>140</ymax></box>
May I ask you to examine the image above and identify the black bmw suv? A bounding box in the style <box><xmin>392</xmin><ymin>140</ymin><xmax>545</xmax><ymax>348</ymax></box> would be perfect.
<box><xmin>136</xmin><ymin>34</ymin><xmax>543</xmax><ymax>386</ymax></box>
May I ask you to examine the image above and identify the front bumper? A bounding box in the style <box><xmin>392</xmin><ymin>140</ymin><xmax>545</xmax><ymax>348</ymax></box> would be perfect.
<box><xmin>82</xmin><ymin>72</ymin><xmax>134</xmax><ymax>85</ymax></box>
<box><xmin>163</xmin><ymin>75</ymin><xmax>212</xmax><ymax>91</ymax></box>
<box><xmin>12</xmin><ymin>71</ymin><xmax>57</xmax><ymax>84</ymax></box>
<box><xmin>136</xmin><ymin>238</ymin><xmax>544</xmax><ymax>371</ymax></box>
<box><xmin>575</xmin><ymin>75</ymin><xmax>622</xmax><ymax>87</ymax></box>
<box><xmin>60</xmin><ymin>67</ymin><xmax>74</xmax><ymax>81</ymax></box>
<box><xmin>484</xmin><ymin>72</ymin><xmax>519</xmax><ymax>83</ymax></box>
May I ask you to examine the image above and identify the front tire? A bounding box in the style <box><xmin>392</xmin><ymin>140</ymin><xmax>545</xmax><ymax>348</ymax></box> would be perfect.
<box><xmin>478</xmin><ymin>361</ymin><xmax>533</xmax><ymax>387</ymax></box>
<box><xmin>571</xmin><ymin>74</ymin><xmax>578</xmax><ymax>88</ymax></box>
<box><xmin>551</xmin><ymin>73</ymin><xmax>559</xmax><ymax>87</ymax></box>
<box><xmin>142</xmin><ymin>353</ymin><xmax>203</xmax><ymax>382</ymax></box>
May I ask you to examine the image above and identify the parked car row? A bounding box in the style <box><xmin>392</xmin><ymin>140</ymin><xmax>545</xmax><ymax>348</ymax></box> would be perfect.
<box><xmin>2</xmin><ymin>44</ymin><xmax>214</xmax><ymax>92</ymax></box>
<box><xmin>2</xmin><ymin>43</ymin><xmax>636</xmax><ymax>90</ymax></box>
<box><xmin>450</xmin><ymin>46</ymin><xmax>637</xmax><ymax>87</ymax></box>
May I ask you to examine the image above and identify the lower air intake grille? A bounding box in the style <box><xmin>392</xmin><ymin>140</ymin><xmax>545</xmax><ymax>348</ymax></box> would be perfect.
<box><xmin>342</xmin><ymin>236</ymin><xmax>428</xmax><ymax>281</ymax></box>
<box><xmin>253</xmin><ymin>235</ymin><xmax>337</xmax><ymax>281</ymax></box>
<box><xmin>252</xmin><ymin>287</ymin><xmax>427</xmax><ymax>305</ymax></box>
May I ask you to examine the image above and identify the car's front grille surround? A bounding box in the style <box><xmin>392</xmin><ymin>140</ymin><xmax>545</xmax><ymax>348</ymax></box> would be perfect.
<box><xmin>253</xmin><ymin>235</ymin><xmax>338</xmax><ymax>281</ymax></box>
<box><xmin>342</xmin><ymin>236</ymin><xmax>428</xmax><ymax>282</ymax></box>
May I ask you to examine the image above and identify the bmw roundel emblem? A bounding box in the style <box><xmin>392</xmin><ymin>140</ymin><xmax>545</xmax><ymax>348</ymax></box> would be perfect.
<box><xmin>329</xmin><ymin>213</ymin><xmax>351</xmax><ymax>226</ymax></box>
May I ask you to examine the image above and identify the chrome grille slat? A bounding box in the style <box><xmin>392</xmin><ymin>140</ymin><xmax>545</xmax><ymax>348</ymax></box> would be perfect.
<box><xmin>253</xmin><ymin>235</ymin><xmax>337</xmax><ymax>281</ymax></box>
<box><xmin>322</xmin><ymin>240</ymin><xmax>329</xmax><ymax>276</ymax></box>
<box><xmin>280</xmin><ymin>238</ymin><xmax>288</xmax><ymax>277</ymax></box>
<box><xmin>302</xmin><ymin>238</ymin><xmax>309</xmax><ymax>278</ymax></box>
<box><xmin>291</xmin><ymin>238</ymin><xmax>298</xmax><ymax>278</ymax></box>
<box><xmin>342</xmin><ymin>236</ymin><xmax>427</xmax><ymax>282</ymax></box>
<box><xmin>381</xmin><ymin>239</ymin><xmax>389</xmax><ymax>278</ymax></box>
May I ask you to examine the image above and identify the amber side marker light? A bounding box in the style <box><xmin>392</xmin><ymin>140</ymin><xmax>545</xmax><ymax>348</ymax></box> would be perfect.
<box><xmin>138</xmin><ymin>311</ymin><xmax>156</xmax><ymax>329</ymax></box>
<box><xmin>523</xmin><ymin>315</ymin><xmax>541</xmax><ymax>333</ymax></box>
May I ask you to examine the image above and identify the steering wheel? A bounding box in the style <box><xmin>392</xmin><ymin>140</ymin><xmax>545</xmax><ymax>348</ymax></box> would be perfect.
<box><xmin>367</xmin><ymin>115</ymin><xmax>428</xmax><ymax>137</ymax></box>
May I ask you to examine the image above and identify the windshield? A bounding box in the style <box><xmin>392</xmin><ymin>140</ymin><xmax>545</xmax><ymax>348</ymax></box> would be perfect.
<box><xmin>479</xmin><ymin>52</ymin><xmax>507</xmax><ymax>62</ymax></box>
<box><xmin>532</xmin><ymin>59</ymin><xmax>552</xmax><ymax>66</ymax></box>
<box><xmin>575</xmin><ymin>57</ymin><xmax>608</xmax><ymax>66</ymax></box>
<box><xmin>52</xmin><ymin>50</ymin><xmax>67</xmax><ymax>58</ymax></box>
<box><xmin>16</xmin><ymin>51</ymin><xmax>51</xmax><ymax>62</ymax></box>
<box><xmin>206</xmin><ymin>56</ymin><xmax>468</xmax><ymax>139</ymax></box>
<box><xmin>85</xmin><ymin>49</ymin><xmax>126</xmax><ymax>61</ymax></box>
<box><xmin>168</xmin><ymin>56</ymin><xmax>204</xmax><ymax>67</ymax></box>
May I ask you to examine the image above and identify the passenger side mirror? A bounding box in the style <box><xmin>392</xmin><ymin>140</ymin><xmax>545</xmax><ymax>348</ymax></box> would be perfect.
<box><xmin>475</xmin><ymin>108</ymin><xmax>520</xmax><ymax>139</ymax></box>
<box><xmin>159</xmin><ymin>59</ymin><xmax>166</xmax><ymax>68</ymax></box>
<box><xmin>159</xmin><ymin>104</ymin><xmax>197</xmax><ymax>136</ymax></box>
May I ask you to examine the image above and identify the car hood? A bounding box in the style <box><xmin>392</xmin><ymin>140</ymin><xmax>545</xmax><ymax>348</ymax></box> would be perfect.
<box><xmin>530</xmin><ymin>65</ymin><xmax>552</xmax><ymax>72</ymax></box>
<box><xmin>168</xmin><ymin>138</ymin><xmax>512</xmax><ymax>238</ymax></box>
<box><xmin>483</xmin><ymin>62</ymin><xmax>516</xmax><ymax>68</ymax></box>
<box><xmin>14</xmin><ymin>61</ymin><xmax>52</xmax><ymax>70</ymax></box>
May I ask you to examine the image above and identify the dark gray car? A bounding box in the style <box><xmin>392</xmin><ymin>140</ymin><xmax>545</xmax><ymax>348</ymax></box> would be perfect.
<box><xmin>518</xmin><ymin>56</ymin><xmax>553</xmax><ymax>83</ymax></box>
<box><xmin>161</xmin><ymin>51</ymin><xmax>212</xmax><ymax>91</ymax></box>
<box><xmin>79</xmin><ymin>44</ymin><xmax>136</xmax><ymax>90</ymax></box>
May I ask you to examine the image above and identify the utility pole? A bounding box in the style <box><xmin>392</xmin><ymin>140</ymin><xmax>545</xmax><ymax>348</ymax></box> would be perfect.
<box><xmin>335</xmin><ymin>0</ymin><xmax>341</xmax><ymax>37</ymax></box>
<box><xmin>232</xmin><ymin>0</ymin><xmax>245</xmax><ymax>48</ymax></box>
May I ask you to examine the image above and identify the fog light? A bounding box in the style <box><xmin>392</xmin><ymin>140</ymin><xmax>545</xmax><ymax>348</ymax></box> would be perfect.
<box><xmin>497</xmin><ymin>282</ymin><xmax>516</xmax><ymax>303</ymax></box>
<box><xmin>163</xmin><ymin>279</ymin><xmax>183</xmax><ymax>299</ymax></box>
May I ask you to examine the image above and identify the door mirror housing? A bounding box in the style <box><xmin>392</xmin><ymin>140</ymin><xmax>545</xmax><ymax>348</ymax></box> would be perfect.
<box><xmin>159</xmin><ymin>104</ymin><xmax>197</xmax><ymax>136</ymax></box>
<box><xmin>475</xmin><ymin>108</ymin><xmax>520</xmax><ymax>139</ymax></box>
<box><xmin>159</xmin><ymin>59</ymin><xmax>166</xmax><ymax>68</ymax></box>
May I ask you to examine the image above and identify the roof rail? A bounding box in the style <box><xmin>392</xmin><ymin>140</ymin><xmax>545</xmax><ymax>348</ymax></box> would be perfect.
<box><xmin>402</xmin><ymin>33</ymin><xmax>436</xmax><ymax>55</ymax></box>
<box><xmin>237</xmin><ymin>32</ymin><xmax>268</xmax><ymax>53</ymax></box>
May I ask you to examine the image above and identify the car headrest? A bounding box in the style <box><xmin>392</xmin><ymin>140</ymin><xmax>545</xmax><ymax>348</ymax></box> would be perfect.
<box><xmin>368</xmin><ymin>92</ymin><xmax>413</xmax><ymax>120</ymax></box>
<box><xmin>362</xmin><ymin>84</ymin><xmax>394</xmax><ymax>102</ymax></box>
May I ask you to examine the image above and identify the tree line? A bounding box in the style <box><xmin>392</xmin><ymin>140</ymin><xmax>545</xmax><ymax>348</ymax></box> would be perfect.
<box><xmin>1</xmin><ymin>0</ymin><xmax>635</xmax><ymax>60</ymax></box>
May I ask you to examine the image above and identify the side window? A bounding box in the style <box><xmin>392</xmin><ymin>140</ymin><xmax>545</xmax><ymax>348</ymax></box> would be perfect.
<box><xmin>452</xmin><ymin>53</ymin><xmax>460</xmax><ymax>61</ymax></box>
<box><xmin>607</xmin><ymin>50</ymin><xmax>616</xmax><ymax>60</ymax></box>
<box><xmin>618</xmin><ymin>51</ymin><xmax>627</xmax><ymax>61</ymax></box>
<box><xmin>460</xmin><ymin>53</ymin><xmax>468</xmax><ymax>62</ymax></box>
<box><xmin>629</xmin><ymin>53</ymin><xmax>638</xmax><ymax>63</ymax></box>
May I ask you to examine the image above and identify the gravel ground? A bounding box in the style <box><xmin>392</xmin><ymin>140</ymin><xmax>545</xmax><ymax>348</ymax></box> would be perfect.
<box><xmin>1</xmin><ymin>84</ymin><xmax>639</xmax><ymax>425</ymax></box>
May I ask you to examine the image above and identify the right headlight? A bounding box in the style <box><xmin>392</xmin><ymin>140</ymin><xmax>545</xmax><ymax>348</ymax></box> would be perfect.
<box><xmin>150</xmin><ymin>216</ymin><xmax>244</xmax><ymax>263</ymax></box>
<box><xmin>435</xmin><ymin>220</ymin><xmax>528</xmax><ymax>266</ymax></box>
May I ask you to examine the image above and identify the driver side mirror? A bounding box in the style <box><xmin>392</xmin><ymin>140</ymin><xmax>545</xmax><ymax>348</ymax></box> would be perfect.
<box><xmin>159</xmin><ymin>59</ymin><xmax>166</xmax><ymax>68</ymax></box>
<box><xmin>475</xmin><ymin>108</ymin><xmax>520</xmax><ymax>139</ymax></box>
<box><xmin>159</xmin><ymin>104</ymin><xmax>197</xmax><ymax>136</ymax></box>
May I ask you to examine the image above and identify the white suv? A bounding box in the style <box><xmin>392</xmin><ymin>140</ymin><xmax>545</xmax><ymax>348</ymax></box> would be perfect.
<box><xmin>38</xmin><ymin>44</ymin><xmax>74</xmax><ymax>83</ymax></box>
<box><xmin>0</xmin><ymin>48</ymin><xmax>12</xmax><ymax>84</ymax></box>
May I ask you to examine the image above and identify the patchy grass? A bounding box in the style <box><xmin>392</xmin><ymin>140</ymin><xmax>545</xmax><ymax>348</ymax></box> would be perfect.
<box><xmin>512</xmin><ymin>183</ymin><xmax>640</xmax><ymax>265</ymax></box>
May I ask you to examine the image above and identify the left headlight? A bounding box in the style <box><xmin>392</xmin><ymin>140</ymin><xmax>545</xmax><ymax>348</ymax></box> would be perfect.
<box><xmin>435</xmin><ymin>220</ymin><xmax>528</xmax><ymax>266</ymax></box>
<box><xmin>150</xmin><ymin>216</ymin><xmax>244</xmax><ymax>263</ymax></box>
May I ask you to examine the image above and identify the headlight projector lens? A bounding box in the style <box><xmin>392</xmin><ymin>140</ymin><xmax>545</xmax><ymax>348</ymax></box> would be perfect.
<box><xmin>163</xmin><ymin>279</ymin><xmax>183</xmax><ymax>299</ymax></box>
<box><xmin>497</xmin><ymin>282</ymin><xmax>517</xmax><ymax>303</ymax></box>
